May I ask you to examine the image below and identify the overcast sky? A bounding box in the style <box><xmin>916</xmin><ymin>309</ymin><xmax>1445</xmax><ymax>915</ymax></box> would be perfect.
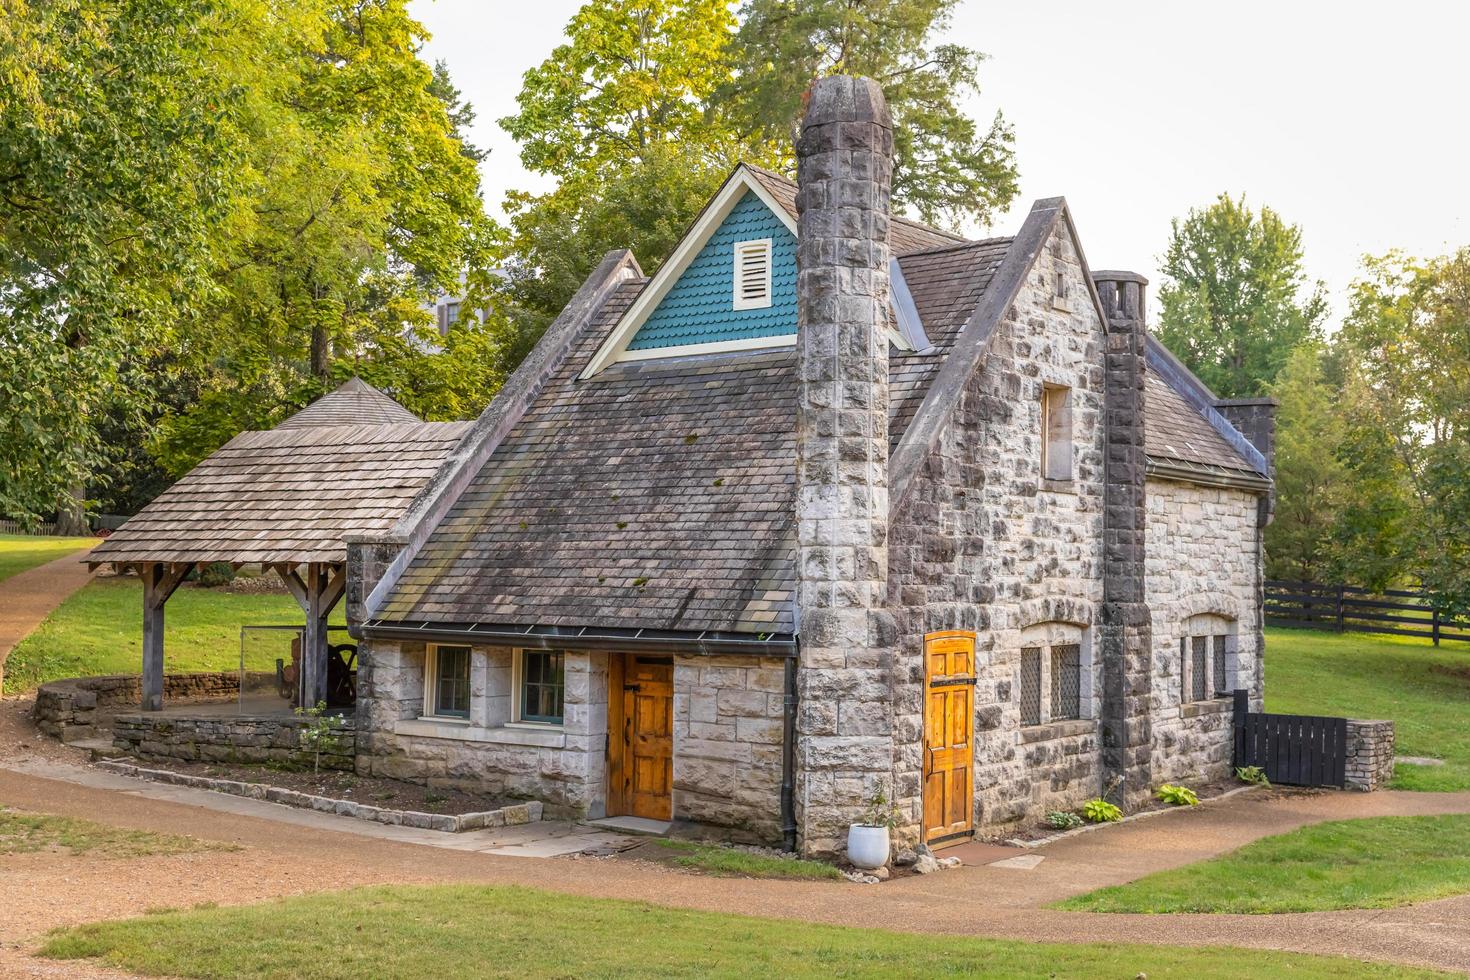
<box><xmin>414</xmin><ymin>0</ymin><xmax>1468</xmax><ymax>321</ymax></box>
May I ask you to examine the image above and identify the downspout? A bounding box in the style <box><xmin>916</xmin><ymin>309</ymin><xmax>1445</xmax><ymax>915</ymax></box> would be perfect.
<box><xmin>780</xmin><ymin>649</ymin><xmax>799</xmax><ymax>852</ymax></box>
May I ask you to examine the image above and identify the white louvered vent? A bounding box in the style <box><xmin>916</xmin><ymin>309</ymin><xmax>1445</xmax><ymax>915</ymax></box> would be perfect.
<box><xmin>732</xmin><ymin>238</ymin><xmax>773</xmax><ymax>310</ymax></box>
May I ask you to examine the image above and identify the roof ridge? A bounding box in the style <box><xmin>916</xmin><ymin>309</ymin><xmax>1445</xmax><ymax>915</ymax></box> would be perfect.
<box><xmin>740</xmin><ymin>162</ymin><xmax>967</xmax><ymax>243</ymax></box>
<box><xmin>896</xmin><ymin>235</ymin><xmax>1013</xmax><ymax>260</ymax></box>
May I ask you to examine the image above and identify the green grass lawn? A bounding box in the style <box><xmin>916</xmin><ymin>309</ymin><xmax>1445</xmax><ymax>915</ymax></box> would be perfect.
<box><xmin>1055</xmin><ymin>814</ymin><xmax>1470</xmax><ymax>914</ymax></box>
<box><xmin>650</xmin><ymin>840</ymin><xmax>843</xmax><ymax>880</ymax></box>
<box><xmin>1265</xmin><ymin>626</ymin><xmax>1470</xmax><ymax>790</ymax></box>
<box><xmin>3</xmin><ymin>576</ymin><xmax>340</xmax><ymax>694</ymax></box>
<box><xmin>0</xmin><ymin>532</ymin><xmax>97</xmax><ymax>583</ymax></box>
<box><xmin>0</xmin><ymin>807</ymin><xmax>237</xmax><ymax>858</ymax></box>
<box><xmin>40</xmin><ymin>883</ymin><xmax>1440</xmax><ymax>979</ymax></box>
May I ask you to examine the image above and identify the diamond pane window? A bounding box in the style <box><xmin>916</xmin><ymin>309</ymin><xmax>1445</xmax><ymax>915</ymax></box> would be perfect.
<box><xmin>1050</xmin><ymin>644</ymin><xmax>1082</xmax><ymax>721</ymax></box>
<box><xmin>1191</xmin><ymin>636</ymin><xmax>1209</xmax><ymax>702</ymax></box>
<box><xmin>520</xmin><ymin>650</ymin><xmax>565</xmax><ymax>724</ymax></box>
<box><xmin>1019</xmin><ymin>647</ymin><xmax>1042</xmax><ymax>726</ymax></box>
<box><xmin>1213</xmin><ymin>634</ymin><xmax>1228</xmax><ymax>695</ymax></box>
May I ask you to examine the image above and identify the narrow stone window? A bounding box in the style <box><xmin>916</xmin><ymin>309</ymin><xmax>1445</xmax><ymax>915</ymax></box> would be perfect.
<box><xmin>1213</xmin><ymin>634</ymin><xmax>1228</xmax><ymax>695</ymax></box>
<box><xmin>517</xmin><ymin>649</ymin><xmax>565</xmax><ymax>724</ymax></box>
<box><xmin>1019</xmin><ymin>647</ymin><xmax>1042</xmax><ymax>726</ymax></box>
<box><xmin>1041</xmin><ymin>385</ymin><xmax>1073</xmax><ymax>483</ymax></box>
<box><xmin>426</xmin><ymin>645</ymin><xmax>471</xmax><ymax>719</ymax></box>
<box><xmin>1050</xmin><ymin>644</ymin><xmax>1082</xmax><ymax>721</ymax></box>
<box><xmin>732</xmin><ymin>238</ymin><xmax>773</xmax><ymax>310</ymax></box>
<box><xmin>1191</xmin><ymin>635</ymin><xmax>1209</xmax><ymax>702</ymax></box>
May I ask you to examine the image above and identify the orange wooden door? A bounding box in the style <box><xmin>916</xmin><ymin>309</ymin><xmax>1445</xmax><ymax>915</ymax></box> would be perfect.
<box><xmin>620</xmin><ymin>657</ymin><xmax>674</xmax><ymax>820</ymax></box>
<box><xmin>923</xmin><ymin>631</ymin><xmax>976</xmax><ymax>844</ymax></box>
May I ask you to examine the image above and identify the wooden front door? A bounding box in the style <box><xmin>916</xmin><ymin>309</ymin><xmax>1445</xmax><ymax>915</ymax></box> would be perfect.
<box><xmin>923</xmin><ymin>630</ymin><xmax>976</xmax><ymax>845</ymax></box>
<box><xmin>608</xmin><ymin>654</ymin><xmax>674</xmax><ymax>820</ymax></box>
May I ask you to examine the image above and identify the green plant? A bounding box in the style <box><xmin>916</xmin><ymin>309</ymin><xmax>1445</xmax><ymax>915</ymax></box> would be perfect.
<box><xmin>1046</xmin><ymin>811</ymin><xmax>1084</xmax><ymax>830</ymax></box>
<box><xmin>1236</xmin><ymin>765</ymin><xmax>1271</xmax><ymax>786</ymax></box>
<box><xmin>293</xmin><ymin>701</ymin><xmax>345</xmax><ymax>776</ymax></box>
<box><xmin>858</xmin><ymin>792</ymin><xmax>901</xmax><ymax>829</ymax></box>
<box><xmin>194</xmin><ymin>562</ymin><xmax>236</xmax><ymax>588</ymax></box>
<box><xmin>1156</xmin><ymin>784</ymin><xmax>1200</xmax><ymax>806</ymax></box>
<box><xmin>1082</xmin><ymin>799</ymin><xmax>1123</xmax><ymax>824</ymax></box>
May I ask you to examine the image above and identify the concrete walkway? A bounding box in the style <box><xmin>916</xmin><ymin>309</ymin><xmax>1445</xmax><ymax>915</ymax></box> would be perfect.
<box><xmin>4</xmin><ymin>757</ymin><xmax>1470</xmax><ymax>974</ymax></box>
<box><xmin>0</xmin><ymin>545</ymin><xmax>96</xmax><ymax>688</ymax></box>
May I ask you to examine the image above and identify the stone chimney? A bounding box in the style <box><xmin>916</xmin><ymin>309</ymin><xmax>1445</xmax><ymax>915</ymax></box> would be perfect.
<box><xmin>793</xmin><ymin>76</ymin><xmax>896</xmax><ymax>856</ymax></box>
<box><xmin>1091</xmin><ymin>270</ymin><xmax>1154</xmax><ymax>805</ymax></box>
<box><xmin>1214</xmin><ymin>397</ymin><xmax>1278</xmax><ymax>526</ymax></box>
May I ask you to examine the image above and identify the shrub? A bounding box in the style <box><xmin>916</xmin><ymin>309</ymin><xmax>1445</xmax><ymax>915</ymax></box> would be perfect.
<box><xmin>1046</xmin><ymin>810</ymin><xmax>1084</xmax><ymax>830</ymax></box>
<box><xmin>294</xmin><ymin>700</ymin><xmax>346</xmax><ymax>775</ymax></box>
<box><xmin>1156</xmin><ymin>783</ymin><xmax>1200</xmax><ymax>806</ymax></box>
<box><xmin>858</xmin><ymin>792</ymin><xmax>900</xmax><ymax>829</ymax></box>
<box><xmin>1082</xmin><ymin>799</ymin><xmax>1123</xmax><ymax>823</ymax></box>
<box><xmin>1236</xmin><ymin>765</ymin><xmax>1270</xmax><ymax>786</ymax></box>
<box><xmin>195</xmin><ymin>562</ymin><xmax>236</xmax><ymax>588</ymax></box>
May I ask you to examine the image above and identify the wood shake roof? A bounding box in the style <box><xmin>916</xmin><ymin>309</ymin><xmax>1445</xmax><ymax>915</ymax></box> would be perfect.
<box><xmin>91</xmin><ymin>383</ymin><xmax>469</xmax><ymax>566</ymax></box>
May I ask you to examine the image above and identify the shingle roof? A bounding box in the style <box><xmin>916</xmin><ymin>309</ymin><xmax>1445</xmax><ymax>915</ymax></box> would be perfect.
<box><xmin>745</xmin><ymin>165</ymin><xmax>966</xmax><ymax>255</ymax></box>
<box><xmin>1144</xmin><ymin>373</ymin><xmax>1262</xmax><ymax>477</ymax></box>
<box><xmin>375</xmin><ymin>202</ymin><xmax>1265</xmax><ymax>636</ymax></box>
<box><xmin>277</xmin><ymin>377</ymin><xmax>420</xmax><ymax>429</ymax></box>
<box><xmin>90</xmin><ymin>420</ymin><xmax>471</xmax><ymax>567</ymax></box>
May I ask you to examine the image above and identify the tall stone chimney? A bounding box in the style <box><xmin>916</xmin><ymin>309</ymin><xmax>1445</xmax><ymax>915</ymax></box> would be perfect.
<box><xmin>1214</xmin><ymin>397</ymin><xmax>1278</xmax><ymax>526</ymax></box>
<box><xmin>1091</xmin><ymin>271</ymin><xmax>1154</xmax><ymax>805</ymax></box>
<box><xmin>794</xmin><ymin>76</ymin><xmax>896</xmax><ymax>856</ymax></box>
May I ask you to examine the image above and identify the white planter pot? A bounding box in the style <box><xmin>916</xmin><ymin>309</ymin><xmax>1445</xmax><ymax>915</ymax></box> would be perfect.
<box><xmin>847</xmin><ymin>824</ymin><xmax>890</xmax><ymax>870</ymax></box>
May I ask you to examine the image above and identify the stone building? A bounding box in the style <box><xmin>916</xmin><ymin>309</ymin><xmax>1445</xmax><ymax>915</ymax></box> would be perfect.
<box><xmin>348</xmin><ymin>76</ymin><xmax>1274</xmax><ymax>856</ymax></box>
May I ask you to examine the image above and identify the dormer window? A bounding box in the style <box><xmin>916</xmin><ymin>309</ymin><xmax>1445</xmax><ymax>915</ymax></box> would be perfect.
<box><xmin>732</xmin><ymin>238</ymin><xmax>773</xmax><ymax>310</ymax></box>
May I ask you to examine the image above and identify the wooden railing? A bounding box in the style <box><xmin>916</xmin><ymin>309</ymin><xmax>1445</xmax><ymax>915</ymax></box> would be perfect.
<box><xmin>1265</xmin><ymin>580</ymin><xmax>1470</xmax><ymax>646</ymax></box>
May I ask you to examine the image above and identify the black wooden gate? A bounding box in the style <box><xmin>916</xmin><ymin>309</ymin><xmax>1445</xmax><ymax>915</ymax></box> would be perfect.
<box><xmin>1231</xmin><ymin>690</ymin><xmax>1347</xmax><ymax>788</ymax></box>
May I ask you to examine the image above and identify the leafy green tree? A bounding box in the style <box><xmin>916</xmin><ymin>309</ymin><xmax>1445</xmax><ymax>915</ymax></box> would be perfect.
<box><xmin>1156</xmin><ymin>194</ymin><xmax>1328</xmax><ymax>399</ymax></box>
<box><xmin>728</xmin><ymin>0</ymin><xmax>1018</xmax><ymax>228</ymax></box>
<box><xmin>1336</xmin><ymin>249</ymin><xmax>1470</xmax><ymax>617</ymax></box>
<box><xmin>0</xmin><ymin>0</ymin><xmax>248</xmax><ymax>527</ymax></box>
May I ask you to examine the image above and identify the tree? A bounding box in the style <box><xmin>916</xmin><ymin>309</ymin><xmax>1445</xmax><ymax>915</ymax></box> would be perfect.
<box><xmin>1335</xmin><ymin>249</ymin><xmax>1470</xmax><ymax>618</ymax></box>
<box><xmin>0</xmin><ymin>0</ymin><xmax>248</xmax><ymax>527</ymax></box>
<box><xmin>728</xmin><ymin>0</ymin><xmax>1018</xmax><ymax>229</ymax></box>
<box><xmin>498</xmin><ymin>0</ymin><xmax>1020</xmax><ymax>332</ymax></box>
<box><xmin>1155</xmin><ymin>194</ymin><xmax>1328</xmax><ymax>399</ymax></box>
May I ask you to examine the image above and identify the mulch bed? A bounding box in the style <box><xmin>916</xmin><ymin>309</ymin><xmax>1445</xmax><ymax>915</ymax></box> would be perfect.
<box><xmin>112</xmin><ymin>757</ymin><xmax>509</xmax><ymax>816</ymax></box>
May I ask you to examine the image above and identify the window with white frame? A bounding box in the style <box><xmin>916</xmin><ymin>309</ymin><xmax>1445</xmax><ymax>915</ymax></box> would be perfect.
<box><xmin>424</xmin><ymin>645</ymin><xmax>471</xmax><ymax>720</ymax></box>
<box><xmin>515</xmin><ymin>649</ymin><xmax>565</xmax><ymax>725</ymax></box>
<box><xmin>732</xmin><ymin>238</ymin><xmax>773</xmax><ymax>310</ymax></box>
<box><xmin>1017</xmin><ymin>623</ymin><xmax>1092</xmax><ymax>727</ymax></box>
<box><xmin>1180</xmin><ymin>616</ymin><xmax>1236</xmax><ymax>703</ymax></box>
<box><xmin>1041</xmin><ymin>385</ymin><xmax>1073</xmax><ymax>482</ymax></box>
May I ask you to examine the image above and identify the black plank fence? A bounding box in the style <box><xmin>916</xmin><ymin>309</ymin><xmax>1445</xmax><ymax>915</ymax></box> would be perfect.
<box><xmin>1232</xmin><ymin>690</ymin><xmax>1347</xmax><ymax>788</ymax></box>
<box><xmin>1265</xmin><ymin>580</ymin><xmax>1470</xmax><ymax>646</ymax></box>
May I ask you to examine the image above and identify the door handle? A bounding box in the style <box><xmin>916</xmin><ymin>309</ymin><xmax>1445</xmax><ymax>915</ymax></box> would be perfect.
<box><xmin>624</xmin><ymin>684</ymin><xmax>641</xmax><ymax>692</ymax></box>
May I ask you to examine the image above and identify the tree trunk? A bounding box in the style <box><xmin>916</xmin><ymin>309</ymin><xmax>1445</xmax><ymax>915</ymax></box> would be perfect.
<box><xmin>309</xmin><ymin>325</ymin><xmax>331</xmax><ymax>381</ymax></box>
<box><xmin>54</xmin><ymin>482</ymin><xmax>88</xmax><ymax>536</ymax></box>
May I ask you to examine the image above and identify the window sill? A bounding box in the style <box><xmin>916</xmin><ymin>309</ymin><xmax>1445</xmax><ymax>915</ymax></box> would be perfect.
<box><xmin>1039</xmin><ymin>478</ymin><xmax>1076</xmax><ymax>494</ymax></box>
<box><xmin>396</xmin><ymin>718</ymin><xmax>567</xmax><ymax>748</ymax></box>
<box><xmin>1020</xmin><ymin>718</ymin><xmax>1096</xmax><ymax>743</ymax></box>
<box><xmin>1180</xmin><ymin>698</ymin><xmax>1232</xmax><ymax>719</ymax></box>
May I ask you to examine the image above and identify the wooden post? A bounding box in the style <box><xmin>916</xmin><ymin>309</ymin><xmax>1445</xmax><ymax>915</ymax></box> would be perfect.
<box><xmin>1432</xmin><ymin>606</ymin><xmax>1441</xmax><ymax>647</ymax></box>
<box><xmin>1335</xmin><ymin>584</ymin><xmax>1345</xmax><ymax>633</ymax></box>
<box><xmin>140</xmin><ymin>563</ymin><xmax>193</xmax><ymax>711</ymax></box>
<box><xmin>1232</xmin><ymin>688</ymin><xmax>1250</xmax><ymax>770</ymax></box>
<box><xmin>276</xmin><ymin>563</ymin><xmax>345</xmax><ymax>708</ymax></box>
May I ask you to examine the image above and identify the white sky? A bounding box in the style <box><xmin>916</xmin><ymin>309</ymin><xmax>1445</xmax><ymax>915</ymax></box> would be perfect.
<box><xmin>414</xmin><ymin>0</ymin><xmax>1468</xmax><ymax>320</ymax></box>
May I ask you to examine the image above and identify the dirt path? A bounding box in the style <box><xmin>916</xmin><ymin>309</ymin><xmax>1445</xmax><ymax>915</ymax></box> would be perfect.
<box><xmin>0</xmin><ymin>545</ymin><xmax>96</xmax><ymax>690</ymax></box>
<box><xmin>3</xmin><ymin>757</ymin><xmax>1470</xmax><ymax>977</ymax></box>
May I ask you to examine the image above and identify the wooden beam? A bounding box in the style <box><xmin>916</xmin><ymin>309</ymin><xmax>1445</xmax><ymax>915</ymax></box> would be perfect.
<box><xmin>140</xmin><ymin>562</ymin><xmax>194</xmax><ymax>711</ymax></box>
<box><xmin>295</xmin><ymin>562</ymin><xmax>346</xmax><ymax>710</ymax></box>
<box><xmin>274</xmin><ymin>564</ymin><xmax>309</xmax><ymax>611</ymax></box>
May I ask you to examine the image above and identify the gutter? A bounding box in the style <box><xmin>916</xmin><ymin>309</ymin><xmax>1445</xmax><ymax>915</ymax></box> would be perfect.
<box><xmin>1146</xmin><ymin>458</ymin><xmax>1272</xmax><ymax>494</ymax></box>
<box><xmin>361</xmin><ymin>620</ymin><xmax>796</xmax><ymax>658</ymax></box>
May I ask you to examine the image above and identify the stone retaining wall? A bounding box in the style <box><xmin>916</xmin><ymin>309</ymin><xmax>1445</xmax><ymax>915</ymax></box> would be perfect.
<box><xmin>33</xmin><ymin>672</ymin><xmax>265</xmax><ymax>743</ymax></box>
<box><xmin>112</xmin><ymin>711</ymin><xmax>355</xmax><ymax>771</ymax></box>
<box><xmin>1345</xmin><ymin>719</ymin><xmax>1395</xmax><ymax>791</ymax></box>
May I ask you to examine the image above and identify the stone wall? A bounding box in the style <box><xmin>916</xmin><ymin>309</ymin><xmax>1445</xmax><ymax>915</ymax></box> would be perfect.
<box><xmin>887</xmin><ymin>219</ymin><xmax>1110</xmax><ymax>834</ymax></box>
<box><xmin>1145</xmin><ymin>477</ymin><xmax>1262</xmax><ymax>785</ymax></box>
<box><xmin>673</xmin><ymin>655</ymin><xmax>787</xmax><ymax>842</ymax></box>
<box><xmin>355</xmin><ymin>638</ymin><xmax>607</xmax><ymax>818</ymax></box>
<box><xmin>34</xmin><ymin>672</ymin><xmax>263</xmax><ymax>743</ymax></box>
<box><xmin>1346</xmin><ymin>719</ymin><xmax>1395</xmax><ymax>791</ymax></box>
<box><xmin>112</xmin><ymin>712</ymin><xmax>355</xmax><ymax>771</ymax></box>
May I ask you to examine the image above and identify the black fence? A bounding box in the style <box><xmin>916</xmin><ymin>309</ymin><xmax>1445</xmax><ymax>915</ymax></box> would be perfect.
<box><xmin>1232</xmin><ymin>690</ymin><xmax>1347</xmax><ymax>788</ymax></box>
<box><xmin>1264</xmin><ymin>580</ymin><xmax>1470</xmax><ymax>646</ymax></box>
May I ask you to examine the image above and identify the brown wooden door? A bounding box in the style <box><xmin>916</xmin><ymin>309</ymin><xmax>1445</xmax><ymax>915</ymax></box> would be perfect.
<box><xmin>611</xmin><ymin>655</ymin><xmax>674</xmax><ymax>820</ymax></box>
<box><xmin>923</xmin><ymin>631</ymin><xmax>975</xmax><ymax>844</ymax></box>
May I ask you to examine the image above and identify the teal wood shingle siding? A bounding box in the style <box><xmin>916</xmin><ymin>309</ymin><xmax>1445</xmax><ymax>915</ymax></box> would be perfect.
<box><xmin>626</xmin><ymin>191</ymin><xmax>796</xmax><ymax>351</ymax></box>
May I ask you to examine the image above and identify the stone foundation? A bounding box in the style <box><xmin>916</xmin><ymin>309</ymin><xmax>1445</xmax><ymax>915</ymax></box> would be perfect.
<box><xmin>33</xmin><ymin>672</ymin><xmax>266</xmax><ymax>743</ymax></box>
<box><xmin>112</xmin><ymin>712</ymin><xmax>355</xmax><ymax>771</ymax></box>
<box><xmin>1345</xmin><ymin>719</ymin><xmax>1395</xmax><ymax>791</ymax></box>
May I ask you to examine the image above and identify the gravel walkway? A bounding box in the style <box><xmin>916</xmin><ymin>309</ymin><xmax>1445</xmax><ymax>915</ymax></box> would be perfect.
<box><xmin>3</xmin><ymin>750</ymin><xmax>1470</xmax><ymax>976</ymax></box>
